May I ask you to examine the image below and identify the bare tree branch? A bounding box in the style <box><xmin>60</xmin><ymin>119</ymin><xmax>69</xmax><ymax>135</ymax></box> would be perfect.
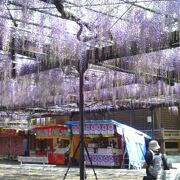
<box><xmin>39</xmin><ymin>0</ymin><xmax>112</xmax><ymax>43</ymax></box>
<box><xmin>40</xmin><ymin>0</ymin><xmax>96</xmax><ymax>41</ymax></box>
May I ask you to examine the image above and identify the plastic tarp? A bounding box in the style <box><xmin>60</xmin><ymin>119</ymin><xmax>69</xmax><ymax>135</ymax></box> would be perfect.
<box><xmin>123</xmin><ymin>128</ymin><xmax>147</xmax><ymax>169</ymax></box>
<box><xmin>116</xmin><ymin>123</ymin><xmax>151</xmax><ymax>169</ymax></box>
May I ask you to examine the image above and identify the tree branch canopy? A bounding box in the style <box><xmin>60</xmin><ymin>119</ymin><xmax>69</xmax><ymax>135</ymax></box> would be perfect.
<box><xmin>40</xmin><ymin>0</ymin><xmax>97</xmax><ymax>42</ymax></box>
<box><xmin>39</xmin><ymin>0</ymin><xmax>114</xmax><ymax>43</ymax></box>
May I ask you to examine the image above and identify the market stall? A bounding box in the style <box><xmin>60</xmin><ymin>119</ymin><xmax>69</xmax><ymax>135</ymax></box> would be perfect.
<box><xmin>67</xmin><ymin>120</ymin><xmax>151</xmax><ymax>168</ymax></box>
<box><xmin>0</xmin><ymin>128</ymin><xmax>26</xmax><ymax>160</ymax></box>
<box><xmin>32</xmin><ymin>125</ymin><xmax>71</xmax><ymax>165</ymax></box>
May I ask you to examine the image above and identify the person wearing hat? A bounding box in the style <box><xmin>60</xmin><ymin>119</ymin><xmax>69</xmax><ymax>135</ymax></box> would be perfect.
<box><xmin>144</xmin><ymin>140</ymin><xmax>169</xmax><ymax>180</ymax></box>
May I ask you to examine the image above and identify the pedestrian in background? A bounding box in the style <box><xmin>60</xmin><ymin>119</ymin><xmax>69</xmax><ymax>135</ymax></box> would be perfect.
<box><xmin>143</xmin><ymin>140</ymin><xmax>169</xmax><ymax>180</ymax></box>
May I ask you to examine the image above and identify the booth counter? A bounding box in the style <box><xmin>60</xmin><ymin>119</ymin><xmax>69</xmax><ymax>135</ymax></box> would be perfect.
<box><xmin>0</xmin><ymin>128</ymin><xmax>26</xmax><ymax>160</ymax></box>
<box><xmin>67</xmin><ymin>120</ymin><xmax>123</xmax><ymax>167</ymax></box>
<box><xmin>33</xmin><ymin>125</ymin><xmax>70</xmax><ymax>165</ymax></box>
<box><xmin>67</xmin><ymin>120</ymin><xmax>151</xmax><ymax>168</ymax></box>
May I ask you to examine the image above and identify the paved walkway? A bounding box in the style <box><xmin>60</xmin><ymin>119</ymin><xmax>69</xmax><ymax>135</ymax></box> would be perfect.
<box><xmin>0</xmin><ymin>163</ymin><xmax>179</xmax><ymax>180</ymax></box>
<box><xmin>0</xmin><ymin>163</ymin><xmax>144</xmax><ymax>180</ymax></box>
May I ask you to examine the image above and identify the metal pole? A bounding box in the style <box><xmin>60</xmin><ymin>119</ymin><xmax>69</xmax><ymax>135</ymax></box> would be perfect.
<box><xmin>79</xmin><ymin>68</ymin><xmax>84</xmax><ymax>180</ymax></box>
<box><xmin>6</xmin><ymin>5</ymin><xmax>18</xmax><ymax>78</ymax></box>
<box><xmin>151</xmin><ymin>107</ymin><xmax>154</xmax><ymax>139</ymax></box>
<box><xmin>11</xmin><ymin>37</ymin><xmax>16</xmax><ymax>78</ymax></box>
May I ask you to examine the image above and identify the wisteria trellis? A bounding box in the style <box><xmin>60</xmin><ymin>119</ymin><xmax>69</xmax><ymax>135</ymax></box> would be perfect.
<box><xmin>0</xmin><ymin>0</ymin><xmax>179</xmax><ymax>111</ymax></box>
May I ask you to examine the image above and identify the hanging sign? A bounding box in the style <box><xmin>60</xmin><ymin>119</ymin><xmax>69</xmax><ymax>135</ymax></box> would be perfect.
<box><xmin>72</xmin><ymin>124</ymin><xmax>114</xmax><ymax>135</ymax></box>
<box><xmin>34</xmin><ymin>126</ymin><xmax>69</xmax><ymax>138</ymax></box>
<box><xmin>0</xmin><ymin>128</ymin><xmax>16</xmax><ymax>137</ymax></box>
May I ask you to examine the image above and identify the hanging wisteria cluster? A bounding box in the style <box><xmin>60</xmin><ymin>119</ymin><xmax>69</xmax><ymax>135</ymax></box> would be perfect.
<box><xmin>0</xmin><ymin>0</ymin><xmax>179</xmax><ymax>111</ymax></box>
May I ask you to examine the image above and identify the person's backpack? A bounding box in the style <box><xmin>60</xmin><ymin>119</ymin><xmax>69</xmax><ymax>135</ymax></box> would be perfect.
<box><xmin>145</xmin><ymin>150</ymin><xmax>154</xmax><ymax>166</ymax></box>
<box><xmin>145</xmin><ymin>150</ymin><xmax>170</xmax><ymax>170</ymax></box>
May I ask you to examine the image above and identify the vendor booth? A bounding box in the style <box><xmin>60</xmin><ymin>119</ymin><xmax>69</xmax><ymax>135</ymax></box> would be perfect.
<box><xmin>0</xmin><ymin>128</ymin><xmax>26</xmax><ymax>160</ymax></box>
<box><xmin>67</xmin><ymin>120</ymin><xmax>151</xmax><ymax>168</ymax></box>
<box><xmin>32</xmin><ymin>125</ymin><xmax>71</xmax><ymax>165</ymax></box>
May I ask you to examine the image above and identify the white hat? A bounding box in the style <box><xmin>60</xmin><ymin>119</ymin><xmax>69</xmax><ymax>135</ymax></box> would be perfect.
<box><xmin>148</xmin><ymin>140</ymin><xmax>160</xmax><ymax>151</ymax></box>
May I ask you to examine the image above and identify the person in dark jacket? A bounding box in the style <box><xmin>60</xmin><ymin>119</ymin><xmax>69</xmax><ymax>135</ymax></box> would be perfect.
<box><xmin>144</xmin><ymin>140</ymin><xmax>169</xmax><ymax>180</ymax></box>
